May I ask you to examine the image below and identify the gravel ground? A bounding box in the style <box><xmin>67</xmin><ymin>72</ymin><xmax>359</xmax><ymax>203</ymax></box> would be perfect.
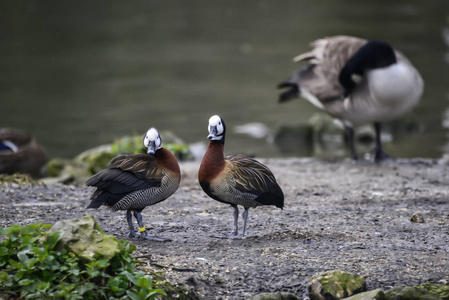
<box><xmin>1</xmin><ymin>158</ymin><xmax>449</xmax><ymax>299</ymax></box>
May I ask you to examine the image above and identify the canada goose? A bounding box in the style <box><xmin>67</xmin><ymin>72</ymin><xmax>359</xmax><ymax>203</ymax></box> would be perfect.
<box><xmin>278</xmin><ymin>36</ymin><xmax>424</xmax><ymax>162</ymax></box>
<box><xmin>86</xmin><ymin>127</ymin><xmax>181</xmax><ymax>242</ymax></box>
<box><xmin>0</xmin><ymin>128</ymin><xmax>47</xmax><ymax>177</ymax></box>
<box><xmin>198</xmin><ymin>115</ymin><xmax>284</xmax><ymax>238</ymax></box>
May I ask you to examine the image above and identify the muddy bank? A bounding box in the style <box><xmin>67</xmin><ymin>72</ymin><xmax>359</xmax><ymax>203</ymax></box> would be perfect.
<box><xmin>1</xmin><ymin>158</ymin><xmax>448</xmax><ymax>299</ymax></box>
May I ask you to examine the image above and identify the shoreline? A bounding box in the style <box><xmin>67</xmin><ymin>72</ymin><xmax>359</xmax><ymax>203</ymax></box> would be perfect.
<box><xmin>1</xmin><ymin>157</ymin><xmax>448</xmax><ymax>298</ymax></box>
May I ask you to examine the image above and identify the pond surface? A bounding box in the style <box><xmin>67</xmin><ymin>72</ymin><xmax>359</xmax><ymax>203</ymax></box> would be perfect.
<box><xmin>2</xmin><ymin>1</ymin><xmax>449</xmax><ymax>159</ymax></box>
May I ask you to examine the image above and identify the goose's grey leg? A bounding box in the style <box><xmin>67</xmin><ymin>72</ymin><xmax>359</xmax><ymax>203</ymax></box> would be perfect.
<box><xmin>133</xmin><ymin>211</ymin><xmax>171</xmax><ymax>242</ymax></box>
<box><xmin>127</xmin><ymin>210</ymin><xmax>139</xmax><ymax>238</ymax></box>
<box><xmin>373</xmin><ymin>122</ymin><xmax>392</xmax><ymax>162</ymax></box>
<box><xmin>345</xmin><ymin>125</ymin><xmax>358</xmax><ymax>161</ymax></box>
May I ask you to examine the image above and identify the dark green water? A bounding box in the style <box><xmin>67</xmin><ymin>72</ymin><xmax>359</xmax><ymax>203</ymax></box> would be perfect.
<box><xmin>1</xmin><ymin>1</ymin><xmax>449</xmax><ymax>159</ymax></box>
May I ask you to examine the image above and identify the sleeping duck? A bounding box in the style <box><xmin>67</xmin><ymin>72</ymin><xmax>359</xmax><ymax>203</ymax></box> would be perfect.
<box><xmin>0</xmin><ymin>128</ymin><xmax>47</xmax><ymax>177</ymax></box>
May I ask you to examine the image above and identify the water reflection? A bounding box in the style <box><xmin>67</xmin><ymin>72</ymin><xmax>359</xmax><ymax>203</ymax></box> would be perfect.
<box><xmin>1</xmin><ymin>1</ymin><xmax>449</xmax><ymax>159</ymax></box>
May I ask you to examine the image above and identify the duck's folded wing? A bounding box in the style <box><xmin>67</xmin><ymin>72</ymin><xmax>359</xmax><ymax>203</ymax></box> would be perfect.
<box><xmin>226</xmin><ymin>154</ymin><xmax>284</xmax><ymax>207</ymax></box>
<box><xmin>226</xmin><ymin>154</ymin><xmax>276</xmax><ymax>194</ymax></box>
<box><xmin>87</xmin><ymin>154</ymin><xmax>163</xmax><ymax>192</ymax></box>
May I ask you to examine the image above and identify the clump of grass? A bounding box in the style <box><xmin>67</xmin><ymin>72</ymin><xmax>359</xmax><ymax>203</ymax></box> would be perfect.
<box><xmin>0</xmin><ymin>223</ymin><xmax>165</xmax><ymax>300</ymax></box>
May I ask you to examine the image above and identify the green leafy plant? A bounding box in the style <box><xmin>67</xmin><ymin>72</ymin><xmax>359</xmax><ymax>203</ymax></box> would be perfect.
<box><xmin>111</xmin><ymin>136</ymin><xmax>191</xmax><ymax>160</ymax></box>
<box><xmin>112</xmin><ymin>136</ymin><xmax>146</xmax><ymax>155</ymax></box>
<box><xmin>0</xmin><ymin>223</ymin><xmax>166</xmax><ymax>299</ymax></box>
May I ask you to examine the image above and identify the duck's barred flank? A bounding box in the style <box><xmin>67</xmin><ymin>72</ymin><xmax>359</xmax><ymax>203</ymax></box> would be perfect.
<box><xmin>111</xmin><ymin>173</ymin><xmax>179</xmax><ymax>211</ymax></box>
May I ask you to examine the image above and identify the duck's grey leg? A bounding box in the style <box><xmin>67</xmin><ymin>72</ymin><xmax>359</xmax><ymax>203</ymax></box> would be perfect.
<box><xmin>345</xmin><ymin>125</ymin><xmax>358</xmax><ymax>161</ymax></box>
<box><xmin>373</xmin><ymin>122</ymin><xmax>392</xmax><ymax>162</ymax></box>
<box><xmin>231</xmin><ymin>204</ymin><xmax>239</xmax><ymax>236</ymax></box>
<box><xmin>133</xmin><ymin>211</ymin><xmax>171</xmax><ymax>242</ymax></box>
<box><xmin>241</xmin><ymin>208</ymin><xmax>250</xmax><ymax>237</ymax></box>
<box><xmin>212</xmin><ymin>204</ymin><xmax>239</xmax><ymax>238</ymax></box>
<box><xmin>127</xmin><ymin>210</ymin><xmax>139</xmax><ymax>238</ymax></box>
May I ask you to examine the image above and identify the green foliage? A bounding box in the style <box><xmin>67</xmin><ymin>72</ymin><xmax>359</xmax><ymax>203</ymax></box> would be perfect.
<box><xmin>0</xmin><ymin>174</ymin><xmax>42</xmax><ymax>185</ymax></box>
<box><xmin>111</xmin><ymin>135</ymin><xmax>191</xmax><ymax>160</ymax></box>
<box><xmin>164</xmin><ymin>143</ymin><xmax>190</xmax><ymax>161</ymax></box>
<box><xmin>0</xmin><ymin>223</ymin><xmax>166</xmax><ymax>300</ymax></box>
<box><xmin>112</xmin><ymin>136</ymin><xmax>146</xmax><ymax>155</ymax></box>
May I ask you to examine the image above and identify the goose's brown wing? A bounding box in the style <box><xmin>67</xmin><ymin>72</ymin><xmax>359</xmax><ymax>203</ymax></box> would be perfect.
<box><xmin>292</xmin><ymin>36</ymin><xmax>367</xmax><ymax>101</ymax></box>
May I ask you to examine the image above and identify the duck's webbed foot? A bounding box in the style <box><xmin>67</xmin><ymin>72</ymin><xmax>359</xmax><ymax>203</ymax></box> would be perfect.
<box><xmin>211</xmin><ymin>206</ymin><xmax>247</xmax><ymax>239</ymax></box>
<box><xmin>127</xmin><ymin>210</ymin><xmax>171</xmax><ymax>242</ymax></box>
<box><xmin>211</xmin><ymin>230</ymin><xmax>245</xmax><ymax>239</ymax></box>
<box><xmin>129</xmin><ymin>229</ymin><xmax>139</xmax><ymax>238</ymax></box>
<box><xmin>139</xmin><ymin>230</ymin><xmax>171</xmax><ymax>242</ymax></box>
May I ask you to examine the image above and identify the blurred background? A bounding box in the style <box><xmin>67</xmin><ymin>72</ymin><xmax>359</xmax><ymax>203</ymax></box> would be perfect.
<box><xmin>2</xmin><ymin>0</ymin><xmax>449</xmax><ymax>160</ymax></box>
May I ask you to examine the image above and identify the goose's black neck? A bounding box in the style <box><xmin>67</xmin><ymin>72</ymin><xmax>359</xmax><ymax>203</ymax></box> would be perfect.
<box><xmin>339</xmin><ymin>40</ymin><xmax>396</xmax><ymax>96</ymax></box>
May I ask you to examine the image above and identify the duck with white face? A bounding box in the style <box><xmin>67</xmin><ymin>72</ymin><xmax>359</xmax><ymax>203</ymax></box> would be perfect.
<box><xmin>86</xmin><ymin>127</ymin><xmax>181</xmax><ymax>242</ymax></box>
<box><xmin>143</xmin><ymin>127</ymin><xmax>162</xmax><ymax>155</ymax></box>
<box><xmin>199</xmin><ymin>115</ymin><xmax>284</xmax><ymax>238</ymax></box>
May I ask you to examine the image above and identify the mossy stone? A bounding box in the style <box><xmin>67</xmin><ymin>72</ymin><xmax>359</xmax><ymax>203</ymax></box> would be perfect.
<box><xmin>50</xmin><ymin>214</ymin><xmax>123</xmax><ymax>261</ymax></box>
<box><xmin>75</xmin><ymin>144</ymin><xmax>115</xmax><ymax>175</ymax></box>
<box><xmin>0</xmin><ymin>173</ymin><xmax>42</xmax><ymax>185</ymax></box>
<box><xmin>385</xmin><ymin>284</ymin><xmax>448</xmax><ymax>300</ymax></box>
<box><xmin>308</xmin><ymin>270</ymin><xmax>367</xmax><ymax>300</ymax></box>
<box><xmin>346</xmin><ymin>289</ymin><xmax>386</xmax><ymax>300</ymax></box>
<box><xmin>417</xmin><ymin>283</ymin><xmax>449</xmax><ymax>300</ymax></box>
<box><xmin>273</xmin><ymin>122</ymin><xmax>313</xmax><ymax>155</ymax></box>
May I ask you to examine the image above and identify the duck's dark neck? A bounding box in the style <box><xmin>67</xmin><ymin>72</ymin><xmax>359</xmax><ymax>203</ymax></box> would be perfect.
<box><xmin>155</xmin><ymin>148</ymin><xmax>181</xmax><ymax>176</ymax></box>
<box><xmin>198</xmin><ymin>140</ymin><xmax>225</xmax><ymax>182</ymax></box>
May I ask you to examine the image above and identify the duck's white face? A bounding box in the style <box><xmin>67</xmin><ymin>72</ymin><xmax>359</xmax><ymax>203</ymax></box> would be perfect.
<box><xmin>143</xmin><ymin>127</ymin><xmax>162</xmax><ymax>154</ymax></box>
<box><xmin>208</xmin><ymin>115</ymin><xmax>225</xmax><ymax>140</ymax></box>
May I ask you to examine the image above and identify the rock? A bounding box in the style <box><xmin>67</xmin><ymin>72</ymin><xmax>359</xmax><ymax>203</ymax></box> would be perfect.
<box><xmin>308</xmin><ymin>270</ymin><xmax>367</xmax><ymax>300</ymax></box>
<box><xmin>44</xmin><ymin>131</ymin><xmax>193</xmax><ymax>184</ymax></box>
<box><xmin>41</xmin><ymin>174</ymin><xmax>74</xmax><ymax>185</ymax></box>
<box><xmin>272</xmin><ymin>122</ymin><xmax>313</xmax><ymax>155</ymax></box>
<box><xmin>410</xmin><ymin>212</ymin><xmax>425</xmax><ymax>223</ymax></box>
<box><xmin>75</xmin><ymin>144</ymin><xmax>115</xmax><ymax>175</ymax></box>
<box><xmin>275</xmin><ymin>113</ymin><xmax>402</xmax><ymax>159</ymax></box>
<box><xmin>50</xmin><ymin>214</ymin><xmax>123</xmax><ymax>261</ymax></box>
<box><xmin>250</xmin><ymin>291</ymin><xmax>301</xmax><ymax>300</ymax></box>
<box><xmin>418</xmin><ymin>283</ymin><xmax>449</xmax><ymax>299</ymax></box>
<box><xmin>385</xmin><ymin>284</ymin><xmax>449</xmax><ymax>300</ymax></box>
<box><xmin>385</xmin><ymin>285</ymin><xmax>446</xmax><ymax>300</ymax></box>
<box><xmin>345</xmin><ymin>289</ymin><xmax>385</xmax><ymax>300</ymax></box>
<box><xmin>354</xmin><ymin>125</ymin><xmax>376</xmax><ymax>144</ymax></box>
<box><xmin>76</xmin><ymin>132</ymin><xmax>191</xmax><ymax>163</ymax></box>
<box><xmin>309</xmin><ymin>113</ymin><xmax>345</xmax><ymax>141</ymax></box>
<box><xmin>0</xmin><ymin>173</ymin><xmax>43</xmax><ymax>185</ymax></box>
<box><xmin>308</xmin><ymin>113</ymin><xmax>345</xmax><ymax>158</ymax></box>
<box><xmin>234</xmin><ymin>122</ymin><xmax>271</xmax><ymax>139</ymax></box>
<box><xmin>188</xmin><ymin>141</ymin><xmax>207</xmax><ymax>161</ymax></box>
<box><xmin>45</xmin><ymin>158</ymin><xmax>91</xmax><ymax>184</ymax></box>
